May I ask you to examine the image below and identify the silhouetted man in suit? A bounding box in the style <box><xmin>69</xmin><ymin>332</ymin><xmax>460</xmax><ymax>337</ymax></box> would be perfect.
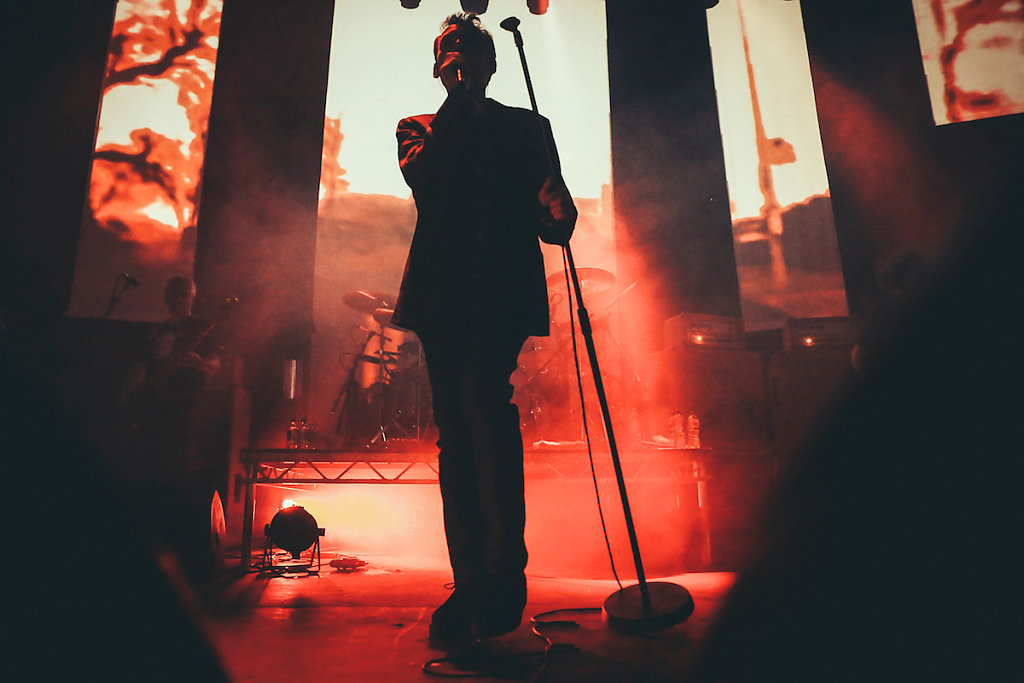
<box><xmin>391</xmin><ymin>13</ymin><xmax>576</xmax><ymax>644</ymax></box>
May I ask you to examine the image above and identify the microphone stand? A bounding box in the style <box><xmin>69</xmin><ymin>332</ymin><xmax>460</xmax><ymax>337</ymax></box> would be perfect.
<box><xmin>102</xmin><ymin>273</ymin><xmax>136</xmax><ymax>319</ymax></box>
<box><xmin>500</xmin><ymin>17</ymin><xmax>693</xmax><ymax>632</ymax></box>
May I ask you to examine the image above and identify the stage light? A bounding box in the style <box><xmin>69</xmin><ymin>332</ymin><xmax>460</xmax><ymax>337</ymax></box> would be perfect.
<box><xmin>262</xmin><ymin>505</ymin><xmax>325</xmax><ymax>573</ymax></box>
<box><xmin>527</xmin><ymin>0</ymin><xmax>548</xmax><ymax>15</ymax></box>
<box><xmin>400</xmin><ymin>0</ymin><xmax>421</xmax><ymax>9</ymax></box>
<box><xmin>266</xmin><ymin>505</ymin><xmax>323</xmax><ymax>558</ymax></box>
<box><xmin>461</xmin><ymin>0</ymin><xmax>489</xmax><ymax>14</ymax></box>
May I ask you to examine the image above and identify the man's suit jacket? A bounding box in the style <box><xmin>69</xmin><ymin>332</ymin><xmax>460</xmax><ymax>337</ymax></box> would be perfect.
<box><xmin>392</xmin><ymin>97</ymin><xmax>566</xmax><ymax>339</ymax></box>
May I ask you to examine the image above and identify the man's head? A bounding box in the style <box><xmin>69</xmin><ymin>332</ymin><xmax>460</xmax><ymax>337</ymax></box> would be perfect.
<box><xmin>432</xmin><ymin>13</ymin><xmax>496</xmax><ymax>94</ymax></box>
<box><xmin>164</xmin><ymin>275</ymin><xmax>196</xmax><ymax>321</ymax></box>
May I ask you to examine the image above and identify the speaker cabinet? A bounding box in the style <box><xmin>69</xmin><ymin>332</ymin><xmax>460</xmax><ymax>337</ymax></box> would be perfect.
<box><xmin>768</xmin><ymin>346</ymin><xmax>856</xmax><ymax>457</ymax></box>
<box><xmin>646</xmin><ymin>345</ymin><xmax>770</xmax><ymax>452</ymax></box>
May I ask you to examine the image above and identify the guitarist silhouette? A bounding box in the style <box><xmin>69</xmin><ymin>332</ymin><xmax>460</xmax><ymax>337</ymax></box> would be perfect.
<box><xmin>114</xmin><ymin>275</ymin><xmax>237</xmax><ymax>583</ymax></box>
<box><xmin>149</xmin><ymin>275</ymin><xmax>224</xmax><ymax>391</ymax></box>
<box><xmin>119</xmin><ymin>276</ymin><xmax>235</xmax><ymax>481</ymax></box>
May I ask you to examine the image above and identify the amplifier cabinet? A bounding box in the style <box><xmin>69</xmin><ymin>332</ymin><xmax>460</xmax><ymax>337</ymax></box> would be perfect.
<box><xmin>646</xmin><ymin>345</ymin><xmax>769</xmax><ymax>451</ymax></box>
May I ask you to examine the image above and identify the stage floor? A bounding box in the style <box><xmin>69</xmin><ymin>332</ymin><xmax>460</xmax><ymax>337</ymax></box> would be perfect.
<box><xmin>199</xmin><ymin>553</ymin><xmax>736</xmax><ymax>682</ymax></box>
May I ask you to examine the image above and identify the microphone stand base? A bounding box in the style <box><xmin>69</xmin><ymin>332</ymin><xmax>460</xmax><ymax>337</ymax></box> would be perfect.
<box><xmin>602</xmin><ymin>581</ymin><xmax>695</xmax><ymax>633</ymax></box>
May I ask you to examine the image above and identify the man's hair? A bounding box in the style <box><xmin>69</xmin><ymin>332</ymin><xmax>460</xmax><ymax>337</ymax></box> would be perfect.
<box><xmin>433</xmin><ymin>12</ymin><xmax>496</xmax><ymax>73</ymax></box>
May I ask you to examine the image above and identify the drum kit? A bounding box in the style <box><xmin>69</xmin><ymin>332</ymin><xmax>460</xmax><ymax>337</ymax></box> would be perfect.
<box><xmin>331</xmin><ymin>267</ymin><xmax>629</xmax><ymax>449</ymax></box>
<box><xmin>516</xmin><ymin>267</ymin><xmax>629</xmax><ymax>441</ymax></box>
<box><xmin>332</xmin><ymin>290</ymin><xmax>429</xmax><ymax>449</ymax></box>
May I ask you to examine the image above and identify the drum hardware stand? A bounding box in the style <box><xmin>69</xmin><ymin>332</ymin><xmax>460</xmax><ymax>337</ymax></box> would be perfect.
<box><xmin>331</xmin><ymin>327</ymin><xmax>376</xmax><ymax>444</ymax></box>
<box><xmin>534</xmin><ymin>297</ymin><xmax>642</xmax><ymax>444</ymax></box>
<box><xmin>594</xmin><ymin>281</ymin><xmax>645</xmax><ymax>389</ymax></box>
<box><xmin>501</xmin><ymin>16</ymin><xmax>694</xmax><ymax>632</ymax></box>
<box><xmin>406</xmin><ymin>342</ymin><xmax>429</xmax><ymax>442</ymax></box>
<box><xmin>366</xmin><ymin>327</ymin><xmax>411</xmax><ymax>450</ymax></box>
<box><xmin>330</xmin><ymin>322</ymin><xmax>429</xmax><ymax>449</ymax></box>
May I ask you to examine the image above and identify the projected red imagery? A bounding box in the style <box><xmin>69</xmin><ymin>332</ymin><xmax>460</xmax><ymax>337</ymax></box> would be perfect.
<box><xmin>939</xmin><ymin>0</ymin><xmax>1024</xmax><ymax>121</ymax></box>
<box><xmin>915</xmin><ymin>0</ymin><xmax>1024</xmax><ymax>124</ymax></box>
<box><xmin>320</xmin><ymin>115</ymin><xmax>350</xmax><ymax>205</ymax></box>
<box><xmin>86</xmin><ymin>0</ymin><xmax>221</xmax><ymax>263</ymax></box>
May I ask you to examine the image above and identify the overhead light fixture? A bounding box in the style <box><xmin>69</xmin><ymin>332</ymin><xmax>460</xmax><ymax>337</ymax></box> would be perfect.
<box><xmin>527</xmin><ymin>0</ymin><xmax>548</xmax><ymax>15</ymax></box>
<box><xmin>461</xmin><ymin>0</ymin><xmax>489</xmax><ymax>13</ymax></box>
<box><xmin>261</xmin><ymin>505</ymin><xmax>325</xmax><ymax>574</ymax></box>
<box><xmin>400</xmin><ymin>0</ymin><xmax>420</xmax><ymax>8</ymax></box>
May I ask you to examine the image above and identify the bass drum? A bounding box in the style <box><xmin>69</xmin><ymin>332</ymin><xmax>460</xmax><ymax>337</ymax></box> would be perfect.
<box><xmin>353</xmin><ymin>326</ymin><xmax>410</xmax><ymax>390</ymax></box>
<box><xmin>513</xmin><ymin>332</ymin><xmax>572</xmax><ymax>443</ymax></box>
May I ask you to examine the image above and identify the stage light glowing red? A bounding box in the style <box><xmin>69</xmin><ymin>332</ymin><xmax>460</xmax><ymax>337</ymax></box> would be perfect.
<box><xmin>264</xmin><ymin>505</ymin><xmax>324</xmax><ymax>559</ymax></box>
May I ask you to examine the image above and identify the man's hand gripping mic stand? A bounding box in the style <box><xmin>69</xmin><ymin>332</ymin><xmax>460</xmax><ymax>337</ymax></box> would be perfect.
<box><xmin>500</xmin><ymin>17</ymin><xmax>694</xmax><ymax>632</ymax></box>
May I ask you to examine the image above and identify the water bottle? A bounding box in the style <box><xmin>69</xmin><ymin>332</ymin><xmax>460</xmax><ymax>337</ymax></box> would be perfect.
<box><xmin>685</xmin><ymin>410</ymin><xmax>701</xmax><ymax>449</ymax></box>
<box><xmin>287</xmin><ymin>419</ymin><xmax>298</xmax><ymax>449</ymax></box>
<box><xmin>669</xmin><ymin>410</ymin><xmax>686</xmax><ymax>448</ymax></box>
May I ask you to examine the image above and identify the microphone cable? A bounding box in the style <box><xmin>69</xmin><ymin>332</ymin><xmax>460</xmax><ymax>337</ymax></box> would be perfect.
<box><xmin>560</xmin><ymin>247</ymin><xmax>623</xmax><ymax>590</ymax></box>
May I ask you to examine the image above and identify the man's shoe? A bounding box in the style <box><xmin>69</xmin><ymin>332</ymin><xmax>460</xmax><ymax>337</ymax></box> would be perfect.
<box><xmin>472</xmin><ymin>607</ymin><xmax>523</xmax><ymax>638</ymax></box>
<box><xmin>428</xmin><ymin>589</ymin><xmax>473</xmax><ymax>647</ymax></box>
<box><xmin>471</xmin><ymin>573</ymin><xmax>526</xmax><ymax>638</ymax></box>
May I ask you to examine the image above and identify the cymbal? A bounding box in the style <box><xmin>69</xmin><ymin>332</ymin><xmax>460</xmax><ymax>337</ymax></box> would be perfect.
<box><xmin>372</xmin><ymin>307</ymin><xmax>395</xmax><ymax>326</ymax></box>
<box><xmin>343</xmin><ymin>290</ymin><xmax>395</xmax><ymax>314</ymax></box>
<box><xmin>546</xmin><ymin>267</ymin><xmax>615</xmax><ymax>294</ymax></box>
<box><xmin>356</xmin><ymin>352</ymin><xmax>401</xmax><ymax>365</ymax></box>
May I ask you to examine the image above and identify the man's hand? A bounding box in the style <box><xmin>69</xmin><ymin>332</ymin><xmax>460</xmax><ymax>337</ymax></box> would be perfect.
<box><xmin>437</xmin><ymin>54</ymin><xmax>469</xmax><ymax>93</ymax></box>
<box><xmin>539</xmin><ymin>176</ymin><xmax>577</xmax><ymax>245</ymax></box>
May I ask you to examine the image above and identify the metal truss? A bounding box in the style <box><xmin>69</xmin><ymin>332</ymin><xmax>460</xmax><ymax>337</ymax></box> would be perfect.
<box><xmin>242</xmin><ymin>449</ymin><xmax>440</xmax><ymax>486</ymax></box>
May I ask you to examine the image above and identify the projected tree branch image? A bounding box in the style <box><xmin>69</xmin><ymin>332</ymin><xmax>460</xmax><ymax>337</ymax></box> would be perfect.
<box><xmin>69</xmin><ymin>0</ymin><xmax>223</xmax><ymax>321</ymax></box>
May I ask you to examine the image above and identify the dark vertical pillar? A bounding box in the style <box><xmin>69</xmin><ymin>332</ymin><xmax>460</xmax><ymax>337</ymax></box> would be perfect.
<box><xmin>2</xmin><ymin>1</ymin><xmax>116</xmax><ymax>317</ymax></box>
<box><xmin>606</xmin><ymin>0</ymin><xmax>740</xmax><ymax>344</ymax></box>
<box><xmin>193</xmin><ymin>0</ymin><xmax>334</xmax><ymax>440</ymax></box>
<box><xmin>800</xmin><ymin>0</ymin><xmax>1024</xmax><ymax>315</ymax></box>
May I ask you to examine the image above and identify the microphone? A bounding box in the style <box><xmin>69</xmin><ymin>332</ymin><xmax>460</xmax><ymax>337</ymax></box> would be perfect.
<box><xmin>499</xmin><ymin>16</ymin><xmax>521</xmax><ymax>32</ymax></box>
<box><xmin>121</xmin><ymin>273</ymin><xmax>141</xmax><ymax>288</ymax></box>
